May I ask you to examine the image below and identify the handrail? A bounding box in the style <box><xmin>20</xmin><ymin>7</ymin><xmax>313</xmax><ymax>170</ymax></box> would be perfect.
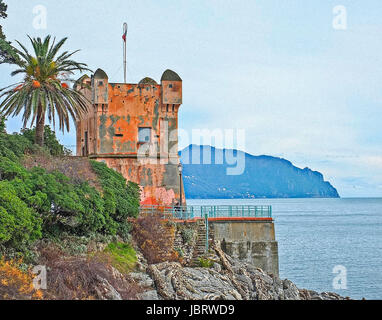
<box><xmin>139</xmin><ymin>204</ymin><xmax>272</xmax><ymax>220</ymax></box>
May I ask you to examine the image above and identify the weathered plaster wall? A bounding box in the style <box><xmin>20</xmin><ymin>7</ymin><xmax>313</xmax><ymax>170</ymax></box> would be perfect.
<box><xmin>94</xmin><ymin>157</ymin><xmax>182</xmax><ymax>205</ymax></box>
<box><xmin>211</xmin><ymin>221</ymin><xmax>279</xmax><ymax>276</ymax></box>
<box><xmin>162</xmin><ymin>80</ymin><xmax>182</xmax><ymax>105</ymax></box>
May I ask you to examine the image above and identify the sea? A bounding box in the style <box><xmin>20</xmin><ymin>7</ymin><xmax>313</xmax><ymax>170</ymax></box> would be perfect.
<box><xmin>186</xmin><ymin>198</ymin><xmax>382</xmax><ymax>300</ymax></box>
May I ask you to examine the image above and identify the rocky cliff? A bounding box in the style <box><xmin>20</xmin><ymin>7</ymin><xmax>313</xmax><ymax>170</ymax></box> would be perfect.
<box><xmin>180</xmin><ymin>145</ymin><xmax>339</xmax><ymax>199</ymax></box>
<box><xmin>95</xmin><ymin>241</ymin><xmax>347</xmax><ymax>300</ymax></box>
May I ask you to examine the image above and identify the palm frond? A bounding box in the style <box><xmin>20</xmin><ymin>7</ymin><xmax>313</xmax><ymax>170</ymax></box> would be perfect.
<box><xmin>0</xmin><ymin>35</ymin><xmax>91</xmax><ymax>136</ymax></box>
<box><xmin>0</xmin><ymin>38</ymin><xmax>25</xmax><ymax>67</ymax></box>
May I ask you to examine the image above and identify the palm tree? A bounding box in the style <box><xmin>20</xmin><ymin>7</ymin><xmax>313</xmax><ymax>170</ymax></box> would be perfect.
<box><xmin>0</xmin><ymin>35</ymin><xmax>91</xmax><ymax>146</ymax></box>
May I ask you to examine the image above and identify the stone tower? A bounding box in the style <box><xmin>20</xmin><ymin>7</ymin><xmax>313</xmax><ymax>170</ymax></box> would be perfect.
<box><xmin>76</xmin><ymin>69</ymin><xmax>184</xmax><ymax>206</ymax></box>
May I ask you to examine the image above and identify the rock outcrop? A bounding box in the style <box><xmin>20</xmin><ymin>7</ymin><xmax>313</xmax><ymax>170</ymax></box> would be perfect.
<box><xmin>125</xmin><ymin>241</ymin><xmax>348</xmax><ymax>300</ymax></box>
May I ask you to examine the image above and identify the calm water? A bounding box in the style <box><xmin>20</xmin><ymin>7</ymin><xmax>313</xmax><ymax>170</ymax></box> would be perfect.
<box><xmin>187</xmin><ymin>198</ymin><xmax>382</xmax><ymax>300</ymax></box>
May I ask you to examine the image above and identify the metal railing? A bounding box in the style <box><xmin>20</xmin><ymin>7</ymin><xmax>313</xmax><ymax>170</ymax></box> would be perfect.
<box><xmin>139</xmin><ymin>205</ymin><xmax>272</xmax><ymax>220</ymax></box>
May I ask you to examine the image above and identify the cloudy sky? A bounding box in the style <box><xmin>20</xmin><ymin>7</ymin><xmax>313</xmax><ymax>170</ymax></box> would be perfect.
<box><xmin>1</xmin><ymin>0</ymin><xmax>382</xmax><ymax>197</ymax></box>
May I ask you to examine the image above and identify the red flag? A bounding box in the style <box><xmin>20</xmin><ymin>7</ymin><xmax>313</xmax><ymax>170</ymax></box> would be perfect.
<box><xmin>122</xmin><ymin>23</ymin><xmax>127</xmax><ymax>42</ymax></box>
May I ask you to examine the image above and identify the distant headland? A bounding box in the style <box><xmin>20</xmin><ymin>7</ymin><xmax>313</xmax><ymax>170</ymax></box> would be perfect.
<box><xmin>180</xmin><ymin>145</ymin><xmax>340</xmax><ymax>199</ymax></box>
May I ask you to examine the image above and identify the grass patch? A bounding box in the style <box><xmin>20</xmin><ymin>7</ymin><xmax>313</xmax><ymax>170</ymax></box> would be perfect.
<box><xmin>103</xmin><ymin>242</ymin><xmax>137</xmax><ymax>274</ymax></box>
<box><xmin>198</xmin><ymin>257</ymin><xmax>214</xmax><ymax>268</ymax></box>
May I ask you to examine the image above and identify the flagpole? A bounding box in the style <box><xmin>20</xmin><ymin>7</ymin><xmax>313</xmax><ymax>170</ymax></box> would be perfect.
<box><xmin>123</xmin><ymin>22</ymin><xmax>127</xmax><ymax>83</ymax></box>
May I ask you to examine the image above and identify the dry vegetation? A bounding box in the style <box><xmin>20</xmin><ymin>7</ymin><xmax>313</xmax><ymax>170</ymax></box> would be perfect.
<box><xmin>132</xmin><ymin>215</ymin><xmax>181</xmax><ymax>265</ymax></box>
<box><xmin>0</xmin><ymin>258</ymin><xmax>43</xmax><ymax>300</ymax></box>
<box><xmin>37</xmin><ymin>245</ymin><xmax>143</xmax><ymax>300</ymax></box>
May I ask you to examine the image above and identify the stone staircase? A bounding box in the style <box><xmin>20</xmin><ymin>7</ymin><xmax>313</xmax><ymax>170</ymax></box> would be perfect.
<box><xmin>191</xmin><ymin>219</ymin><xmax>214</xmax><ymax>266</ymax></box>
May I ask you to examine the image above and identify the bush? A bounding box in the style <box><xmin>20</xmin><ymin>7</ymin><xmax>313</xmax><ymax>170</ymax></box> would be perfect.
<box><xmin>0</xmin><ymin>117</ymin><xmax>5</xmax><ymax>133</ymax></box>
<box><xmin>0</xmin><ymin>131</ymin><xmax>33</xmax><ymax>162</ymax></box>
<box><xmin>181</xmin><ymin>227</ymin><xmax>195</xmax><ymax>244</ymax></box>
<box><xmin>198</xmin><ymin>257</ymin><xmax>214</xmax><ymax>268</ymax></box>
<box><xmin>0</xmin><ymin>181</ymin><xmax>42</xmax><ymax>251</ymax></box>
<box><xmin>0</xmin><ymin>119</ymin><xmax>141</xmax><ymax>254</ymax></box>
<box><xmin>22</xmin><ymin>165</ymin><xmax>136</xmax><ymax>240</ymax></box>
<box><xmin>90</xmin><ymin>160</ymin><xmax>140</xmax><ymax>238</ymax></box>
<box><xmin>21</xmin><ymin>125</ymin><xmax>72</xmax><ymax>156</ymax></box>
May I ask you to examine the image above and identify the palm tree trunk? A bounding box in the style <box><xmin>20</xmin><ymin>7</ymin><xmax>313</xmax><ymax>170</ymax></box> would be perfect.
<box><xmin>35</xmin><ymin>104</ymin><xmax>45</xmax><ymax>146</ymax></box>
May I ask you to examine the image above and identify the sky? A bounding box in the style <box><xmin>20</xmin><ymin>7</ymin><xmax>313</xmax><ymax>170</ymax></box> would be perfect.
<box><xmin>0</xmin><ymin>0</ymin><xmax>382</xmax><ymax>197</ymax></box>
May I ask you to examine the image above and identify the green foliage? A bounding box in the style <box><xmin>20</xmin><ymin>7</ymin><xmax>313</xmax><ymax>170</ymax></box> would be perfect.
<box><xmin>0</xmin><ymin>156</ymin><xmax>28</xmax><ymax>180</ymax></box>
<box><xmin>0</xmin><ymin>119</ymin><xmax>69</xmax><ymax>162</ymax></box>
<box><xmin>0</xmin><ymin>1</ymin><xmax>6</xmax><ymax>20</ymax></box>
<box><xmin>181</xmin><ymin>228</ymin><xmax>195</xmax><ymax>244</ymax></box>
<box><xmin>21</xmin><ymin>126</ymin><xmax>72</xmax><ymax>156</ymax></box>
<box><xmin>0</xmin><ymin>131</ymin><xmax>33</xmax><ymax>162</ymax></box>
<box><xmin>198</xmin><ymin>257</ymin><xmax>214</xmax><ymax>268</ymax></box>
<box><xmin>0</xmin><ymin>1</ymin><xmax>16</xmax><ymax>66</ymax></box>
<box><xmin>0</xmin><ymin>116</ymin><xmax>5</xmax><ymax>132</ymax></box>
<box><xmin>0</xmin><ymin>181</ymin><xmax>42</xmax><ymax>250</ymax></box>
<box><xmin>0</xmin><ymin>1</ymin><xmax>7</xmax><ymax>39</ymax></box>
<box><xmin>103</xmin><ymin>242</ymin><xmax>137</xmax><ymax>274</ymax></box>
<box><xmin>90</xmin><ymin>160</ymin><xmax>140</xmax><ymax>237</ymax></box>
<box><xmin>0</xmin><ymin>121</ymin><xmax>141</xmax><ymax>255</ymax></box>
<box><xmin>14</xmin><ymin>164</ymin><xmax>136</xmax><ymax>239</ymax></box>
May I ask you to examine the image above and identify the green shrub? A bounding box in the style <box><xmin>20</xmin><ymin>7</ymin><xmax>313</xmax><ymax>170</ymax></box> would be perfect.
<box><xmin>90</xmin><ymin>160</ymin><xmax>140</xmax><ymax>237</ymax></box>
<box><xmin>0</xmin><ymin>117</ymin><xmax>5</xmax><ymax>133</ymax></box>
<box><xmin>0</xmin><ymin>131</ymin><xmax>32</xmax><ymax>162</ymax></box>
<box><xmin>0</xmin><ymin>119</ymin><xmax>141</xmax><ymax>254</ymax></box>
<box><xmin>21</xmin><ymin>125</ymin><xmax>72</xmax><ymax>156</ymax></box>
<box><xmin>181</xmin><ymin>228</ymin><xmax>195</xmax><ymax>244</ymax></box>
<box><xmin>198</xmin><ymin>257</ymin><xmax>214</xmax><ymax>268</ymax></box>
<box><xmin>0</xmin><ymin>181</ymin><xmax>42</xmax><ymax>250</ymax></box>
<box><xmin>0</xmin><ymin>156</ymin><xmax>28</xmax><ymax>180</ymax></box>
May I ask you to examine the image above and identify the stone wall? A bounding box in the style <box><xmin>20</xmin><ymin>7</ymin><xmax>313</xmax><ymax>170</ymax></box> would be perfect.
<box><xmin>210</xmin><ymin>220</ymin><xmax>279</xmax><ymax>276</ymax></box>
<box><xmin>172</xmin><ymin>219</ymin><xmax>279</xmax><ymax>276</ymax></box>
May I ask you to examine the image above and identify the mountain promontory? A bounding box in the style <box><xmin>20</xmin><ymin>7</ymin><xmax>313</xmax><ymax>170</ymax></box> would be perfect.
<box><xmin>180</xmin><ymin>145</ymin><xmax>339</xmax><ymax>199</ymax></box>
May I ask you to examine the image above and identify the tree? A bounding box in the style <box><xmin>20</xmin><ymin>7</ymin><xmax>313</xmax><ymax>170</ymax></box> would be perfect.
<box><xmin>0</xmin><ymin>35</ymin><xmax>91</xmax><ymax>146</ymax></box>
<box><xmin>0</xmin><ymin>116</ymin><xmax>5</xmax><ymax>133</ymax></box>
<box><xmin>0</xmin><ymin>0</ymin><xmax>13</xmax><ymax>64</ymax></box>
<box><xmin>0</xmin><ymin>0</ymin><xmax>7</xmax><ymax>40</ymax></box>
